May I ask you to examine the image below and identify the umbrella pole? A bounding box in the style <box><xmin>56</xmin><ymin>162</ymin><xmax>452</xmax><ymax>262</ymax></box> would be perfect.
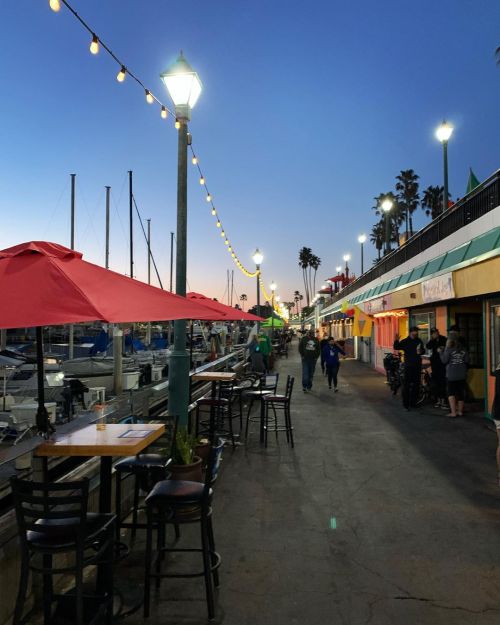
<box><xmin>189</xmin><ymin>321</ymin><xmax>194</xmax><ymax>370</ymax></box>
<box><xmin>35</xmin><ymin>327</ymin><xmax>52</xmax><ymax>438</ymax></box>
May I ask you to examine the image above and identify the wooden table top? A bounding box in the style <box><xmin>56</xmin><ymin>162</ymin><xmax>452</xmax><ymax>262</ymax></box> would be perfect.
<box><xmin>192</xmin><ymin>371</ymin><xmax>237</xmax><ymax>382</ymax></box>
<box><xmin>36</xmin><ymin>423</ymin><xmax>165</xmax><ymax>458</ymax></box>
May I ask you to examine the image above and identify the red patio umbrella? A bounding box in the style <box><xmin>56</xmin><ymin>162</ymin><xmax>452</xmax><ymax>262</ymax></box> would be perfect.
<box><xmin>187</xmin><ymin>292</ymin><xmax>264</xmax><ymax>321</ymax></box>
<box><xmin>0</xmin><ymin>242</ymin><xmax>229</xmax><ymax>328</ymax></box>
<box><xmin>0</xmin><ymin>241</ymin><xmax>230</xmax><ymax>433</ymax></box>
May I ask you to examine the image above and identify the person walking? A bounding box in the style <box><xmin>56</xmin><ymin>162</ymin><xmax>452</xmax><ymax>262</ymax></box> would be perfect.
<box><xmin>257</xmin><ymin>331</ymin><xmax>272</xmax><ymax>372</ymax></box>
<box><xmin>247</xmin><ymin>335</ymin><xmax>265</xmax><ymax>373</ymax></box>
<box><xmin>319</xmin><ymin>335</ymin><xmax>329</xmax><ymax>375</ymax></box>
<box><xmin>394</xmin><ymin>326</ymin><xmax>425</xmax><ymax>410</ymax></box>
<box><xmin>322</xmin><ymin>337</ymin><xmax>346</xmax><ymax>391</ymax></box>
<box><xmin>426</xmin><ymin>327</ymin><xmax>448</xmax><ymax>409</ymax></box>
<box><xmin>440</xmin><ymin>338</ymin><xmax>469</xmax><ymax>418</ymax></box>
<box><xmin>299</xmin><ymin>329</ymin><xmax>320</xmax><ymax>392</ymax></box>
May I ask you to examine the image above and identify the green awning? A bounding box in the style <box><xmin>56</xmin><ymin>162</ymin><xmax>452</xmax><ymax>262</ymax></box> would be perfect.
<box><xmin>441</xmin><ymin>242</ymin><xmax>470</xmax><ymax>270</ymax></box>
<box><xmin>409</xmin><ymin>263</ymin><xmax>427</xmax><ymax>281</ymax></box>
<box><xmin>421</xmin><ymin>254</ymin><xmax>446</xmax><ymax>277</ymax></box>
<box><xmin>464</xmin><ymin>228</ymin><xmax>500</xmax><ymax>261</ymax></box>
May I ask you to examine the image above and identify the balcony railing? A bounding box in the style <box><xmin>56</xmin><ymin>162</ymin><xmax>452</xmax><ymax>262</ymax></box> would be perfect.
<box><xmin>329</xmin><ymin>169</ymin><xmax>500</xmax><ymax>305</ymax></box>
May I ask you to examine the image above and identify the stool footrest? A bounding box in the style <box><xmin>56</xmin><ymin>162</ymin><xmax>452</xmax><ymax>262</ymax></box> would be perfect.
<box><xmin>151</xmin><ymin>548</ymin><xmax>221</xmax><ymax>579</ymax></box>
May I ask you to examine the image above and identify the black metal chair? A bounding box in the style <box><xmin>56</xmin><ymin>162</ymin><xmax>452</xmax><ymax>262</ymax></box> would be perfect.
<box><xmin>230</xmin><ymin>373</ymin><xmax>260</xmax><ymax>429</ymax></box>
<box><xmin>114</xmin><ymin>413</ymin><xmax>179</xmax><ymax>545</ymax></box>
<box><xmin>196</xmin><ymin>380</ymin><xmax>236</xmax><ymax>447</ymax></box>
<box><xmin>262</xmin><ymin>375</ymin><xmax>295</xmax><ymax>447</ymax></box>
<box><xmin>143</xmin><ymin>414</ymin><xmax>221</xmax><ymax>620</ymax></box>
<box><xmin>10</xmin><ymin>477</ymin><xmax>115</xmax><ymax>625</ymax></box>
<box><xmin>244</xmin><ymin>373</ymin><xmax>279</xmax><ymax>441</ymax></box>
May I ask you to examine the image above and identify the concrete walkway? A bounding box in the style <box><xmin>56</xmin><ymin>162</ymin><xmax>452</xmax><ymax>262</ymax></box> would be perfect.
<box><xmin>126</xmin><ymin>341</ymin><xmax>500</xmax><ymax>625</ymax></box>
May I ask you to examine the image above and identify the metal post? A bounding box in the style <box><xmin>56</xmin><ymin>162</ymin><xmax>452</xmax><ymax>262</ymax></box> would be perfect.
<box><xmin>443</xmin><ymin>140</ymin><xmax>449</xmax><ymax>213</ymax></box>
<box><xmin>0</xmin><ymin>329</ymin><xmax>6</xmax><ymax>351</ymax></box>
<box><xmin>256</xmin><ymin>265</ymin><xmax>261</xmax><ymax>332</ymax></box>
<box><xmin>345</xmin><ymin>261</ymin><xmax>349</xmax><ymax>282</ymax></box>
<box><xmin>271</xmin><ymin>292</ymin><xmax>275</xmax><ymax>337</ymax></box>
<box><xmin>113</xmin><ymin>327</ymin><xmax>123</xmax><ymax>395</ymax></box>
<box><xmin>35</xmin><ymin>327</ymin><xmax>50</xmax><ymax>436</ymax></box>
<box><xmin>385</xmin><ymin>211</ymin><xmax>391</xmax><ymax>255</ymax></box>
<box><xmin>146</xmin><ymin>219</ymin><xmax>151</xmax><ymax>346</ymax></box>
<box><xmin>129</xmin><ymin>170</ymin><xmax>133</xmax><ymax>278</ymax></box>
<box><xmin>105</xmin><ymin>186</ymin><xmax>110</xmax><ymax>269</ymax></box>
<box><xmin>361</xmin><ymin>242</ymin><xmax>364</xmax><ymax>274</ymax></box>
<box><xmin>68</xmin><ymin>173</ymin><xmax>76</xmax><ymax>360</ymax></box>
<box><xmin>168</xmin><ymin>231</ymin><xmax>174</xmax><ymax>349</ymax></box>
<box><xmin>168</xmin><ymin>121</ymin><xmax>190</xmax><ymax>426</ymax></box>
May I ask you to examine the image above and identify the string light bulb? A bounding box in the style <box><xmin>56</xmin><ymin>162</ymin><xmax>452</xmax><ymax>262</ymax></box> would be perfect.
<box><xmin>89</xmin><ymin>34</ymin><xmax>99</xmax><ymax>55</ymax></box>
<box><xmin>192</xmin><ymin>156</ymin><xmax>198</xmax><ymax>165</ymax></box>
<box><xmin>211</xmin><ymin>208</ymin><xmax>216</xmax><ymax>216</ymax></box>
<box><xmin>228</xmin><ymin>246</ymin><xmax>232</xmax><ymax>251</ymax></box>
<box><xmin>225</xmin><ymin>239</ymin><xmax>229</xmax><ymax>245</ymax></box>
<box><xmin>49</xmin><ymin>0</ymin><xmax>61</xmax><ymax>12</ymax></box>
<box><xmin>145</xmin><ymin>90</ymin><xmax>154</xmax><ymax>104</ymax></box>
<box><xmin>175</xmin><ymin>119</ymin><xmax>181</xmax><ymax>129</ymax></box>
<box><xmin>232</xmin><ymin>253</ymin><xmax>235</xmax><ymax>258</ymax></box>
<box><xmin>199</xmin><ymin>176</ymin><xmax>205</xmax><ymax>185</ymax></box>
<box><xmin>117</xmin><ymin>66</ymin><xmax>126</xmax><ymax>82</ymax></box>
<box><xmin>221</xmin><ymin>231</ymin><xmax>225</xmax><ymax>237</ymax></box>
<box><xmin>216</xmin><ymin>220</ymin><xmax>221</xmax><ymax>228</ymax></box>
<box><xmin>206</xmin><ymin>194</ymin><xmax>211</xmax><ymax>202</ymax></box>
<box><xmin>161</xmin><ymin>106</ymin><xmax>167</xmax><ymax>119</ymax></box>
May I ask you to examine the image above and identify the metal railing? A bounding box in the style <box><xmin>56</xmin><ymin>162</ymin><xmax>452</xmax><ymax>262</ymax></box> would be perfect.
<box><xmin>329</xmin><ymin>169</ymin><xmax>500</xmax><ymax>304</ymax></box>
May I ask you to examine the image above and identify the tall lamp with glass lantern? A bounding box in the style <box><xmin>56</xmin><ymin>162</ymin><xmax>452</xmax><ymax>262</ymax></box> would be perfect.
<box><xmin>358</xmin><ymin>234</ymin><xmax>367</xmax><ymax>274</ymax></box>
<box><xmin>436</xmin><ymin>121</ymin><xmax>453</xmax><ymax>214</ymax></box>
<box><xmin>381</xmin><ymin>198</ymin><xmax>393</xmax><ymax>255</ymax></box>
<box><xmin>160</xmin><ymin>52</ymin><xmax>202</xmax><ymax>426</ymax></box>
<box><xmin>252</xmin><ymin>248</ymin><xmax>264</xmax><ymax>331</ymax></box>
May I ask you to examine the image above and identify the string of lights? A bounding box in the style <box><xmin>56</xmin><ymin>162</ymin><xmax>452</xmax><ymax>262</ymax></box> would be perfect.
<box><xmin>47</xmin><ymin>0</ymin><xmax>287</xmax><ymax>310</ymax></box>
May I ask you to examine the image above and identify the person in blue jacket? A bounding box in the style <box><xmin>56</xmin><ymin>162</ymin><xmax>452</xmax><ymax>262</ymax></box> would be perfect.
<box><xmin>322</xmin><ymin>337</ymin><xmax>346</xmax><ymax>391</ymax></box>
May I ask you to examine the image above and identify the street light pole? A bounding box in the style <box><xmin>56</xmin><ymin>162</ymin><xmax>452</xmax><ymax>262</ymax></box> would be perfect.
<box><xmin>436</xmin><ymin>121</ymin><xmax>453</xmax><ymax>214</ymax></box>
<box><xmin>161</xmin><ymin>52</ymin><xmax>202</xmax><ymax>427</ymax></box>
<box><xmin>381</xmin><ymin>198</ymin><xmax>393</xmax><ymax>255</ymax></box>
<box><xmin>252</xmin><ymin>248</ymin><xmax>264</xmax><ymax>332</ymax></box>
<box><xmin>343</xmin><ymin>254</ymin><xmax>350</xmax><ymax>282</ymax></box>
<box><xmin>335</xmin><ymin>266</ymin><xmax>341</xmax><ymax>293</ymax></box>
<box><xmin>358</xmin><ymin>234</ymin><xmax>367</xmax><ymax>274</ymax></box>
<box><xmin>270</xmin><ymin>281</ymin><xmax>277</xmax><ymax>338</ymax></box>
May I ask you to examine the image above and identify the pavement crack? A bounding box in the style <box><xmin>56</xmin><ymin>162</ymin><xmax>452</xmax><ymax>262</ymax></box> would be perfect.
<box><xmin>393</xmin><ymin>596</ymin><xmax>500</xmax><ymax>614</ymax></box>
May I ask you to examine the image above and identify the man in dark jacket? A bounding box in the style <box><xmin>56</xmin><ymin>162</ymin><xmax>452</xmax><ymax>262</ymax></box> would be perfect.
<box><xmin>299</xmin><ymin>330</ymin><xmax>320</xmax><ymax>392</ymax></box>
<box><xmin>394</xmin><ymin>326</ymin><xmax>424</xmax><ymax>410</ymax></box>
<box><xmin>322</xmin><ymin>337</ymin><xmax>346</xmax><ymax>391</ymax></box>
<box><xmin>427</xmin><ymin>327</ymin><xmax>447</xmax><ymax>409</ymax></box>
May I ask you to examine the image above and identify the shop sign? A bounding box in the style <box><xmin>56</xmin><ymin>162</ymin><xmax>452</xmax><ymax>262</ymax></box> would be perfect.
<box><xmin>421</xmin><ymin>272</ymin><xmax>454</xmax><ymax>303</ymax></box>
<box><xmin>364</xmin><ymin>293</ymin><xmax>392</xmax><ymax>314</ymax></box>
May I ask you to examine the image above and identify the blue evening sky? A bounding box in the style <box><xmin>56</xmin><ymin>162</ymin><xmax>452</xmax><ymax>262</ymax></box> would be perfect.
<box><xmin>1</xmin><ymin>0</ymin><xmax>499</xmax><ymax>307</ymax></box>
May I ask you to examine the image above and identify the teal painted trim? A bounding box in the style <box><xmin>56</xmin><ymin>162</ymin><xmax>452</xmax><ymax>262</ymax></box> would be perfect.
<box><xmin>422</xmin><ymin>254</ymin><xmax>446</xmax><ymax>277</ymax></box>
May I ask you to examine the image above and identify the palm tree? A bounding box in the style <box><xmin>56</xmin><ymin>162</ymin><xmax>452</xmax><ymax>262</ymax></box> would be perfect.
<box><xmin>421</xmin><ymin>185</ymin><xmax>444</xmax><ymax>220</ymax></box>
<box><xmin>370</xmin><ymin>220</ymin><xmax>384</xmax><ymax>261</ymax></box>
<box><xmin>239</xmin><ymin>294</ymin><xmax>247</xmax><ymax>311</ymax></box>
<box><xmin>309</xmin><ymin>254</ymin><xmax>322</xmax><ymax>296</ymax></box>
<box><xmin>373</xmin><ymin>191</ymin><xmax>401</xmax><ymax>247</ymax></box>
<box><xmin>298</xmin><ymin>247</ymin><xmax>313</xmax><ymax>305</ymax></box>
<box><xmin>395</xmin><ymin>169</ymin><xmax>420</xmax><ymax>237</ymax></box>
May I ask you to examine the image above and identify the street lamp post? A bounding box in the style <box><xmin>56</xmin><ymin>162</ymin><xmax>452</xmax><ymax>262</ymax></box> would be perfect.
<box><xmin>161</xmin><ymin>52</ymin><xmax>202</xmax><ymax>427</ymax></box>
<box><xmin>335</xmin><ymin>265</ymin><xmax>342</xmax><ymax>293</ymax></box>
<box><xmin>343</xmin><ymin>254</ymin><xmax>351</xmax><ymax>282</ymax></box>
<box><xmin>436</xmin><ymin>121</ymin><xmax>453</xmax><ymax>214</ymax></box>
<box><xmin>270</xmin><ymin>281</ymin><xmax>277</xmax><ymax>337</ymax></box>
<box><xmin>381</xmin><ymin>198</ymin><xmax>393</xmax><ymax>255</ymax></box>
<box><xmin>252</xmin><ymin>248</ymin><xmax>264</xmax><ymax>331</ymax></box>
<box><xmin>358</xmin><ymin>234</ymin><xmax>367</xmax><ymax>274</ymax></box>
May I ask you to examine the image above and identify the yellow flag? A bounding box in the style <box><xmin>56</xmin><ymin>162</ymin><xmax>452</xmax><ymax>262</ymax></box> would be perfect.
<box><xmin>352</xmin><ymin>305</ymin><xmax>373</xmax><ymax>337</ymax></box>
<box><xmin>340</xmin><ymin>300</ymin><xmax>349</xmax><ymax>313</ymax></box>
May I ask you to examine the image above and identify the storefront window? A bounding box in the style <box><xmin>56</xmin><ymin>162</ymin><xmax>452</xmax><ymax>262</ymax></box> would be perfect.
<box><xmin>490</xmin><ymin>302</ymin><xmax>500</xmax><ymax>373</ymax></box>
<box><xmin>456</xmin><ymin>313</ymin><xmax>483</xmax><ymax>369</ymax></box>
<box><xmin>410</xmin><ymin>311</ymin><xmax>435</xmax><ymax>347</ymax></box>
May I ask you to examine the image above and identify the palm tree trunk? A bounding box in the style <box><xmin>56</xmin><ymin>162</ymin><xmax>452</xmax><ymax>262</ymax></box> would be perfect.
<box><xmin>409</xmin><ymin>215</ymin><xmax>413</xmax><ymax>236</ymax></box>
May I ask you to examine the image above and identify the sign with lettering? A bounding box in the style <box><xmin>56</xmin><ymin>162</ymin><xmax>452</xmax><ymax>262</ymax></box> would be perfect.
<box><xmin>364</xmin><ymin>293</ymin><xmax>392</xmax><ymax>314</ymax></box>
<box><xmin>421</xmin><ymin>273</ymin><xmax>454</xmax><ymax>303</ymax></box>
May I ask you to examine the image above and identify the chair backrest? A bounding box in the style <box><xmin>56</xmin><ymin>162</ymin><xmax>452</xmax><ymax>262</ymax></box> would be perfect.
<box><xmin>10</xmin><ymin>477</ymin><xmax>89</xmax><ymax>545</ymax></box>
<box><xmin>218</xmin><ymin>380</ymin><xmax>234</xmax><ymax>401</ymax></box>
<box><xmin>285</xmin><ymin>375</ymin><xmax>295</xmax><ymax>400</ymax></box>
<box><xmin>262</xmin><ymin>373</ymin><xmax>279</xmax><ymax>392</ymax></box>
<box><xmin>147</xmin><ymin>413</ymin><xmax>179</xmax><ymax>462</ymax></box>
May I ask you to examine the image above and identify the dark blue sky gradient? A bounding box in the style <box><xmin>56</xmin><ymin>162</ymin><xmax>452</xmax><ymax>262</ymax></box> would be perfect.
<box><xmin>1</xmin><ymin>1</ymin><xmax>499</xmax><ymax>306</ymax></box>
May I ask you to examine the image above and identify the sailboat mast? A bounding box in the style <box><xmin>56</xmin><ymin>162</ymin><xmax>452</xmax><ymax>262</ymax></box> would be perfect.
<box><xmin>68</xmin><ymin>173</ymin><xmax>76</xmax><ymax>359</ymax></box>
<box><xmin>129</xmin><ymin>170</ymin><xmax>133</xmax><ymax>279</ymax></box>
<box><xmin>105</xmin><ymin>186</ymin><xmax>110</xmax><ymax>270</ymax></box>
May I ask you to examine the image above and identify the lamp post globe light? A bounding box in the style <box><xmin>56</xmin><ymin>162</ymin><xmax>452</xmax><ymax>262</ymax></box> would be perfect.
<box><xmin>436</xmin><ymin>120</ymin><xmax>453</xmax><ymax>214</ymax></box>
<box><xmin>381</xmin><ymin>197</ymin><xmax>393</xmax><ymax>256</ymax></box>
<box><xmin>270</xmin><ymin>281</ymin><xmax>277</xmax><ymax>336</ymax></box>
<box><xmin>358</xmin><ymin>234</ymin><xmax>367</xmax><ymax>275</ymax></box>
<box><xmin>252</xmin><ymin>248</ymin><xmax>264</xmax><ymax>330</ymax></box>
<box><xmin>160</xmin><ymin>52</ymin><xmax>202</xmax><ymax>427</ymax></box>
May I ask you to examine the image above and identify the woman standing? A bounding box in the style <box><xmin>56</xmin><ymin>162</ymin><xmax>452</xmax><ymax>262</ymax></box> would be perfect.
<box><xmin>322</xmin><ymin>337</ymin><xmax>346</xmax><ymax>391</ymax></box>
<box><xmin>440</xmin><ymin>338</ymin><xmax>469</xmax><ymax>418</ymax></box>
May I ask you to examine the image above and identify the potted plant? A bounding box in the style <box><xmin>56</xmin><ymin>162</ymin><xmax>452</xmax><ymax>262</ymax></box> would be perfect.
<box><xmin>169</xmin><ymin>428</ymin><xmax>203</xmax><ymax>482</ymax></box>
<box><xmin>194</xmin><ymin>436</ymin><xmax>211</xmax><ymax>468</ymax></box>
